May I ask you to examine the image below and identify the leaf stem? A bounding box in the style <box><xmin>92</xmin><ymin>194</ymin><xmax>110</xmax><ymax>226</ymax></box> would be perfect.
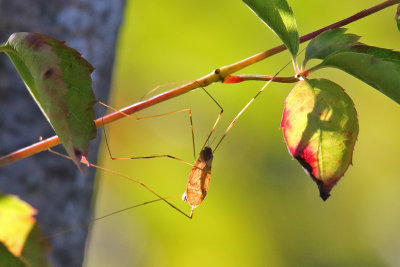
<box><xmin>223</xmin><ymin>75</ymin><xmax>299</xmax><ymax>84</ymax></box>
<box><xmin>0</xmin><ymin>0</ymin><xmax>398</xmax><ymax>167</ymax></box>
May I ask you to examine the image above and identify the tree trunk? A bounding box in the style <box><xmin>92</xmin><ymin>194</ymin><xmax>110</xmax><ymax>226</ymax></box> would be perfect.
<box><xmin>0</xmin><ymin>1</ymin><xmax>126</xmax><ymax>266</ymax></box>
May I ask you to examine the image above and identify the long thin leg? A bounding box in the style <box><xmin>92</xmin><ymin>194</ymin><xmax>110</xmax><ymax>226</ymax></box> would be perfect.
<box><xmin>91</xmin><ymin>163</ymin><xmax>193</xmax><ymax>218</ymax></box>
<box><xmin>193</xmin><ymin>81</ymin><xmax>224</xmax><ymax>150</ymax></box>
<box><xmin>213</xmin><ymin>60</ymin><xmax>293</xmax><ymax>153</ymax></box>
<box><xmin>93</xmin><ymin>194</ymin><xmax>180</xmax><ymax>221</ymax></box>
<box><xmin>48</xmin><ymin>148</ymin><xmax>193</xmax><ymax>219</ymax></box>
<box><xmin>98</xmin><ymin>102</ymin><xmax>196</xmax><ymax>161</ymax></box>
<box><xmin>43</xmin><ymin>194</ymin><xmax>181</xmax><ymax>240</ymax></box>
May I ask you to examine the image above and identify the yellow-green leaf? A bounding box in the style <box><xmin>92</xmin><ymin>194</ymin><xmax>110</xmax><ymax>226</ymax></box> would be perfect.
<box><xmin>0</xmin><ymin>193</ymin><xmax>36</xmax><ymax>257</ymax></box>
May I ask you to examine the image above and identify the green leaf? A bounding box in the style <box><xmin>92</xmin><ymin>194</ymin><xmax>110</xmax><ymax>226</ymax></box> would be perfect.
<box><xmin>0</xmin><ymin>242</ymin><xmax>26</xmax><ymax>267</ymax></box>
<box><xmin>1</xmin><ymin>32</ymin><xmax>97</xmax><ymax>170</ymax></box>
<box><xmin>21</xmin><ymin>224</ymin><xmax>51</xmax><ymax>267</ymax></box>
<box><xmin>311</xmin><ymin>45</ymin><xmax>400</xmax><ymax>105</ymax></box>
<box><xmin>303</xmin><ymin>28</ymin><xmax>360</xmax><ymax>67</ymax></box>
<box><xmin>0</xmin><ymin>193</ymin><xmax>36</xmax><ymax>257</ymax></box>
<box><xmin>242</xmin><ymin>0</ymin><xmax>299</xmax><ymax>58</ymax></box>
<box><xmin>281</xmin><ymin>79</ymin><xmax>359</xmax><ymax>200</ymax></box>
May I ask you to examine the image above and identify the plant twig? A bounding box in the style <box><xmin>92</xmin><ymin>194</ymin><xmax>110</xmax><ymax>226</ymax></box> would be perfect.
<box><xmin>223</xmin><ymin>75</ymin><xmax>300</xmax><ymax>84</ymax></box>
<box><xmin>0</xmin><ymin>0</ymin><xmax>398</xmax><ymax>167</ymax></box>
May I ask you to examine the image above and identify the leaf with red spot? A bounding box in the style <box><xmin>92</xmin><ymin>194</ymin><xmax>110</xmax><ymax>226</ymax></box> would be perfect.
<box><xmin>281</xmin><ymin>79</ymin><xmax>359</xmax><ymax>200</ymax></box>
<box><xmin>0</xmin><ymin>32</ymin><xmax>96</xmax><ymax>171</ymax></box>
<box><xmin>396</xmin><ymin>4</ymin><xmax>400</xmax><ymax>31</ymax></box>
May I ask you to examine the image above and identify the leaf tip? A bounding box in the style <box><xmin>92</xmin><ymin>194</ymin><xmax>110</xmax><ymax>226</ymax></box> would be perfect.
<box><xmin>73</xmin><ymin>148</ymin><xmax>87</xmax><ymax>173</ymax></box>
<box><xmin>317</xmin><ymin>181</ymin><xmax>331</xmax><ymax>201</ymax></box>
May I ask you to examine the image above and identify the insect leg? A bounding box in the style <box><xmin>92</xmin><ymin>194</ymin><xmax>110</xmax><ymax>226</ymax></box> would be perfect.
<box><xmin>194</xmin><ymin>82</ymin><xmax>224</xmax><ymax>150</ymax></box>
<box><xmin>47</xmin><ymin>148</ymin><xmax>193</xmax><ymax>219</ymax></box>
<box><xmin>213</xmin><ymin>60</ymin><xmax>293</xmax><ymax>153</ymax></box>
<box><xmin>98</xmin><ymin>101</ymin><xmax>196</xmax><ymax>162</ymax></box>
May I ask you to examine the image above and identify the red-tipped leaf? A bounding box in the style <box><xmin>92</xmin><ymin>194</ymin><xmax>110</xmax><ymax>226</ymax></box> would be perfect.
<box><xmin>281</xmin><ymin>79</ymin><xmax>359</xmax><ymax>200</ymax></box>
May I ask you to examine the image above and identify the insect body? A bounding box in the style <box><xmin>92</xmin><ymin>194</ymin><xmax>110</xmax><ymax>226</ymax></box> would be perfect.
<box><xmin>182</xmin><ymin>146</ymin><xmax>213</xmax><ymax>217</ymax></box>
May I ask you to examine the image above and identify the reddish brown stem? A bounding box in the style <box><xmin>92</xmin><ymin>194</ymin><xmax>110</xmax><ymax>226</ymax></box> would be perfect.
<box><xmin>224</xmin><ymin>75</ymin><xmax>299</xmax><ymax>84</ymax></box>
<box><xmin>0</xmin><ymin>0</ymin><xmax>398</xmax><ymax>167</ymax></box>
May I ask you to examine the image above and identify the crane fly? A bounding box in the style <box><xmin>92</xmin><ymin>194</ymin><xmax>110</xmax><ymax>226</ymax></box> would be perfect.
<box><xmin>44</xmin><ymin>57</ymin><xmax>293</xmax><ymax>245</ymax></box>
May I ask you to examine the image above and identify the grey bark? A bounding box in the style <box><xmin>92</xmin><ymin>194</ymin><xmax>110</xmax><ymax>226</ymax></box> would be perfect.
<box><xmin>0</xmin><ymin>1</ymin><xmax>126</xmax><ymax>266</ymax></box>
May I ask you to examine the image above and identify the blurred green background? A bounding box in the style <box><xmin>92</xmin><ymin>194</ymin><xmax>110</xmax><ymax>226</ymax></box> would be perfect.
<box><xmin>83</xmin><ymin>1</ymin><xmax>400</xmax><ymax>266</ymax></box>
